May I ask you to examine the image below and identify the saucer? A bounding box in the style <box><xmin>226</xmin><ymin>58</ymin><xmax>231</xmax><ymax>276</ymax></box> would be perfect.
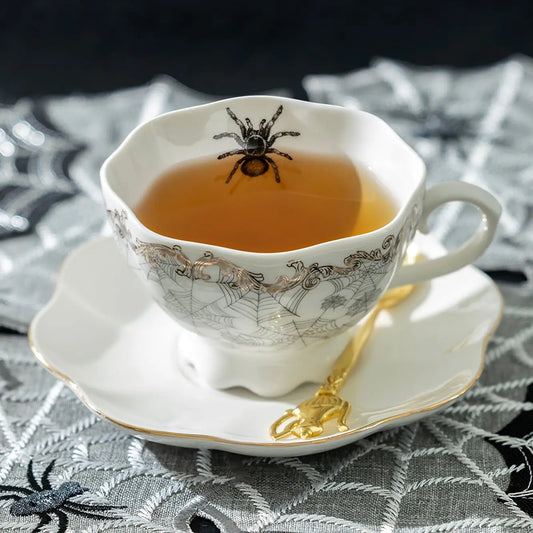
<box><xmin>29</xmin><ymin>235</ymin><xmax>502</xmax><ymax>457</ymax></box>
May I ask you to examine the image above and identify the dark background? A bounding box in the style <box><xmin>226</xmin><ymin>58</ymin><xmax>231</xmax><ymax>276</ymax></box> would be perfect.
<box><xmin>1</xmin><ymin>0</ymin><xmax>533</xmax><ymax>100</ymax></box>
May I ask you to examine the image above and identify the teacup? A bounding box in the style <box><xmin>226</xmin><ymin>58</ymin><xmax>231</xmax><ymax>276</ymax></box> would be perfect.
<box><xmin>100</xmin><ymin>96</ymin><xmax>501</xmax><ymax>397</ymax></box>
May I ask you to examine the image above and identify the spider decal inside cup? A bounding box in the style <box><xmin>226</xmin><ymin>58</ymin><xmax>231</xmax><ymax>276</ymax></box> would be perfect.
<box><xmin>213</xmin><ymin>105</ymin><xmax>300</xmax><ymax>183</ymax></box>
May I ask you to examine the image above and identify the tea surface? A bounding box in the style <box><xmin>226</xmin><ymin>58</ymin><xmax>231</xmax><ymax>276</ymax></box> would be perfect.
<box><xmin>134</xmin><ymin>151</ymin><xmax>397</xmax><ymax>252</ymax></box>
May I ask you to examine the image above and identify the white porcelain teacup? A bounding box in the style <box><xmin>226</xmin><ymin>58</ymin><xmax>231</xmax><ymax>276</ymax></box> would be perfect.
<box><xmin>100</xmin><ymin>96</ymin><xmax>501</xmax><ymax>397</ymax></box>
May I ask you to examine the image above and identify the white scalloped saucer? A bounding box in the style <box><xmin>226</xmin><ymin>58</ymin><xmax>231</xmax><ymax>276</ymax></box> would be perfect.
<box><xmin>29</xmin><ymin>234</ymin><xmax>502</xmax><ymax>457</ymax></box>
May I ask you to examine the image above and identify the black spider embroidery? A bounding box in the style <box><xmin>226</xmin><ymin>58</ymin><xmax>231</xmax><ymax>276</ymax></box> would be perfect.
<box><xmin>415</xmin><ymin>111</ymin><xmax>473</xmax><ymax>143</ymax></box>
<box><xmin>0</xmin><ymin>459</ymin><xmax>125</xmax><ymax>533</ymax></box>
<box><xmin>214</xmin><ymin>105</ymin><xmax>300</xmax><ymax>183</ymax></box>
<box><xmin>384</xmin><ymin>95</ymin><xmax>479</xmax><ymax>159</ymax></box>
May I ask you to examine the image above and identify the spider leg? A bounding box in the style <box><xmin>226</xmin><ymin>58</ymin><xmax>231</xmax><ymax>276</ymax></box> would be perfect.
<box><xmin>0</xmin><ymin>494</ymin><xmax>20</xmax><ymax>502</ymax></box>
<box><xmin>213</xmin><ymin>132</ymin><xmax>245</xmax><ymax>147</ymax></box>
<box><xmin>51</xmin><ymin>509</ymin><xmax>68</xmax><ymax>533</ymax></box>
<box><xmin>456</xmin><ymin>142</ymin><xmax>469</xmax><ymax>161</ymax></box>
<box><xmin>258</xmin><ymin>118</ymin><xmax>266</xmax><ymax>131</ymax></box>
<box><xmin>217</xmin><ymin>148</ymin><xmax>246</xmax><ymax>160</ymax></box>
<box><xmin>33</xmin><ymin>513</ymin><xmax>51</xmax><ymax>533</ymax></box>
<box><xmin>0</xmin><ymin>484</ymin><xmax>32</xmax><ymax>494</ymax></box>
<box><xmin>266</xmin><ymin>148</ymin><xmax>293</xmax><ymax>160</ymax></box>
<box><xmin>27</xmin><ymin>459</ymin><xmax>43</xmax><ymax>491</ymax></box>
<box><xmin>386</xmin><ymin>108</ymin><xmax>422</xmax><ymax>121</ymax></box>
<box><xmin>265</xmin><ymin>105</ymin><xmax>283</xmax><ymax>137</ymax></box>
<box><xmin>264</xmin><ymin>156</ymin><xmax>281</xmax><ymax>183</ymax></box>
<box><xmin>40</xmin><ymin>459</ymin><xmax>56</xmax><ymax>490</ymax></box>
<box><xmin>66</xmin><ymin>500</ymin><xmax>125</xmax><ymax>512</ymax></box>
<box><xmin>61</xmin><ymin>504</ymin><xmax>122</xmax><ymax>520</ymax></box>
<box><xmin>225</xmin><ymin>107</ymin><xmax>247</xmax><ymax>137</ymax></box>
<box><xmin>225</xmin><ymin>157</ymin><xmax>246</xmax><ymax>184</ymax></box>
<box><xmin>267</xmin><ymin>131</ymin><xmax>300</xmax><ymax>146</ymax></box>
<box><xmin>245</xmin><ymin>117</ymin><xmax>254</xmax><ymax>133</ymax></box>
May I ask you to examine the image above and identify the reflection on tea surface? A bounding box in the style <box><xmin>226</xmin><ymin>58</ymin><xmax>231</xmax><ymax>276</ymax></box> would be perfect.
<box><xmin>134</xmin><ymin>151</ymin><xmax>397</xmax><ymax>253</ymax></box>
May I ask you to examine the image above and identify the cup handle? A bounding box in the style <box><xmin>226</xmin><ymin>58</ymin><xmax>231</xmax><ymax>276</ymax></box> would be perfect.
<box><xmin>389</xmin><ymin>181</ymin><xmax>502</xmax><ymax>288</ymax></box>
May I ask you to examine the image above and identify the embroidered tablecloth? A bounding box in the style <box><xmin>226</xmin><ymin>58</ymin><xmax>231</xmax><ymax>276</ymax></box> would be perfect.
<box><xmin>1</xmin><ymin>59</ymin><xmax>533</xmax><ymax>532</ymax></box>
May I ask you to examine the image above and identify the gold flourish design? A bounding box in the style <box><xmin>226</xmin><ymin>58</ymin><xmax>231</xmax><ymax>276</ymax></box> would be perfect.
<box><xmin>108</xmin><ymin>209</ymin><xmax>404</xmax><ymax>295</ymax></box>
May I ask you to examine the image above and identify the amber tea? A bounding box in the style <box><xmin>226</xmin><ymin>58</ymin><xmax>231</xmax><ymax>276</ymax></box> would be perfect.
<box><xmin>134</xmin><ymin>151</ymin><xmax>398</xmax><ymax>253</ymax></box>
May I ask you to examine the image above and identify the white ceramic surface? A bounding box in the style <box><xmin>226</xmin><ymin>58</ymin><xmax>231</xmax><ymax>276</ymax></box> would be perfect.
<box><xmin>29</xmin><ymin>233</ymin><xmax>502</xmax><ymax>457</ymax></box>
<box><xmin>100</xmin><ymin>95</ymin><xmax>501</xmax><ymax>396</ymax></box>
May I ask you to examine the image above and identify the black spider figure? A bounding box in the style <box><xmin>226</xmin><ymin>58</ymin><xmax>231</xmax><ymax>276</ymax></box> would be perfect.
<box><xmin>385</xmin><ymin>95</ymin><xmax>479</xmax><ymax>159</ymax></box>
<box><xmin>0</xmin><ymin>459</ymin><xmax>125</xmax><ymax>533</ymax></box>
<box><xmin>415</xmin><ymin>111</ymin><xmax>473</xmax><ymax>145</ymax></box>
<box><xmin>214</xmin><ymin>105</ymin><xmax>300</xmax><ymax>183</ymax></box>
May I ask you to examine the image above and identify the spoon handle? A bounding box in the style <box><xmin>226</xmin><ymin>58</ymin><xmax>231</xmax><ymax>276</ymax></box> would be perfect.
<box><xmin>317</xmin><ymin>305</ymin><xmax>382</xmax><ymax>396</ymax></box>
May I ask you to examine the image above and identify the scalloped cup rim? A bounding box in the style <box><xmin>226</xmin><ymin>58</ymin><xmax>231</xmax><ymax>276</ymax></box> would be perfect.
<box><xmin>100</xmin><ymin>95</ymin><xmax>426</xmax><ymax>259</ymax></box>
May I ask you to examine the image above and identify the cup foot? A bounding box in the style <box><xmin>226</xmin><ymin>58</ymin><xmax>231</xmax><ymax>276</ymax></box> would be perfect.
<box><xmin>176</xmin><ymin>329</ymin><xmax>356</xmax><ymax>397</ymax></box>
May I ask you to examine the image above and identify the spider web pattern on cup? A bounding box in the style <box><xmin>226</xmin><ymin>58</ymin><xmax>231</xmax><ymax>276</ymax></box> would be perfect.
<box><xmin>2</xmin><ymin>282</ymin><xmax>533</xmax><ymax>532</ymax></box>
<box><xmin>108</xmin><ymin>208</ymin><xmax>417</xmax><ymax>347</ymax></box>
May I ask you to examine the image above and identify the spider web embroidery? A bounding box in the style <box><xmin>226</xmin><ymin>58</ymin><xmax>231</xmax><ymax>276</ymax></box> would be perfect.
<box><xmin>490</xmin><ymin>385</ymin><xmax>533</xmax><ymax>508</ymax></box>
<box><xmin>0</xmin><ymin>101</ymin><xmax>84</xmax><ymax>238</ymax></box>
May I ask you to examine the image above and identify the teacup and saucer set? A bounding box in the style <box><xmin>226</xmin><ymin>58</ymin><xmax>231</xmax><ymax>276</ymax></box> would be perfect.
<box><xmin>29</xmin><ymin>96</ymin><xmax>503</xmax><ymax>457</ymax></box>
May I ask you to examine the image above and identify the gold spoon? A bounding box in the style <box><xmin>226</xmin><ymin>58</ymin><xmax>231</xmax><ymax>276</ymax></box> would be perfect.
<box><xmin>270</xmin><ymin>248</ymin><xmax>422</xmax><ymax>440</ymax></box>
